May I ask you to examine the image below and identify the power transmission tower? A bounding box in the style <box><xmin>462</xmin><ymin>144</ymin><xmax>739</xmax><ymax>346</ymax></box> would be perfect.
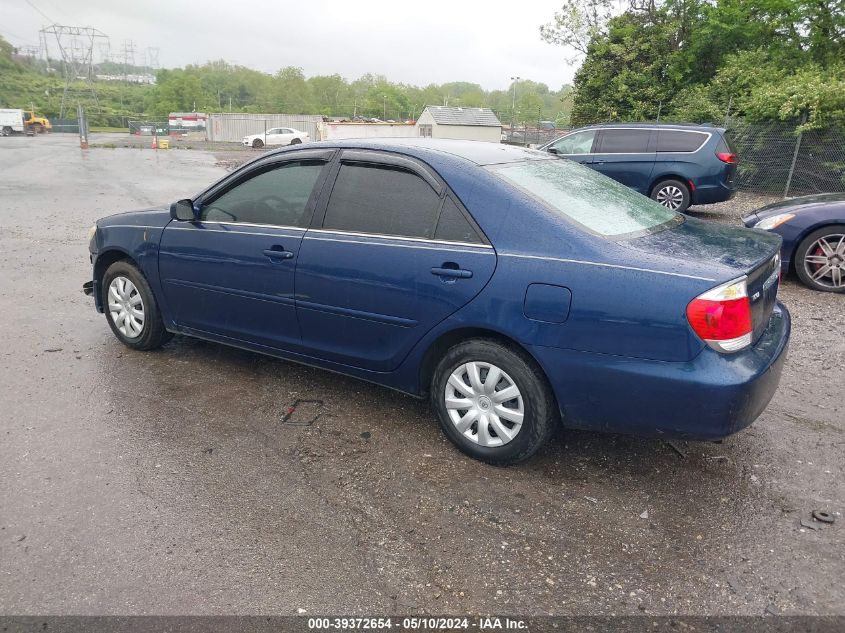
<box><xmin>39</xmin><ymin>24</ymin><xmax>109</xmax><ymax>118</ymax></box>
<box><xmin>145</xmin><ymin>47</ymin><xmax>159</xmax><ymax>72</ymax></box>
<box><xmin>121</xmin><ymin>39</ymin><xmax>135</xmax><ymax>82</ymax></box>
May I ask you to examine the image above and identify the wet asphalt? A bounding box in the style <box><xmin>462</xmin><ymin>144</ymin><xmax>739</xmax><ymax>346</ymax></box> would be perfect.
<box><xmin>0</xmin><ymin>134</ymin><xmax>842</xmax><ymax>616</ymax></box>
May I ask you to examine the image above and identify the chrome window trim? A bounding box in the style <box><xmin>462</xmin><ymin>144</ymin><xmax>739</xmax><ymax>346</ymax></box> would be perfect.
<box><xmin>306</xmin><ymin>228</ymin><xmax>493</xmax><ymax>250</ymax></box>
<box><xmin>194</xmin><ymin>220</ymin><xmax>305</xmax><ymax>231</ymax></box>
<box><xmin>556</xmin><ymin>127</ymin><xmax>712</xmax><ymax>155</ymax></box>
<box><xmin>499</xmin><ymin>252</ymin><xmax>716</xmax><ymax>281</ymax></box>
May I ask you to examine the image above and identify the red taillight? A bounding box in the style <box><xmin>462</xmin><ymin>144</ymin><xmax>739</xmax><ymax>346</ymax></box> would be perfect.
<box><xmin>716</xmin><ymin>152</ymin><xmax>737</xmax><ymax>164</ymax></box>
<box><xmin>686</xmin><ymin>277</ymin><xmax>752</xmax><ymax>353</ymax></box>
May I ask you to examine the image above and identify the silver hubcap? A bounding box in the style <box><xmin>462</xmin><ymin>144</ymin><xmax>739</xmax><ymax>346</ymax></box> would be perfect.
<box><xmin>444</xmin><ymin>361</ymin><xmax>525</xmax><ymax>448</ymax></box>
<box><xmin>656</xmin><ymin>185</ymin><xmax>684</xmax><ymax>209</ymax></box>
<box><xmin>108</xmin><ymin>276</ymin><xmax>145</xmax><ymax>338</ymax></box>
<box><xmin>804</xmin><ymin>233</ymin><xmax>845</xmax><ymax>289</ymax></box>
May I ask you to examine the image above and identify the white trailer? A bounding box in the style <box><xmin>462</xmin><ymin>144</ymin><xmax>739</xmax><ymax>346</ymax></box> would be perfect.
<box><xmin>0</xmin><ymin>109</ymin><xmax>26</xmax><ymax>136</ymax></box>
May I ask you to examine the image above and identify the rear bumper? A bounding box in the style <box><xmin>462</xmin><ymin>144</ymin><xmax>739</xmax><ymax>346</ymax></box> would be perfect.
<box><xmin>692</xmin><ymin>181</ymin><xmax>736</xmax><ymax>205</ymax></box>
<box><xmin>531</xmin><ymin>302</ymin><xmax>791</xmax><ymax>440</ymax></box>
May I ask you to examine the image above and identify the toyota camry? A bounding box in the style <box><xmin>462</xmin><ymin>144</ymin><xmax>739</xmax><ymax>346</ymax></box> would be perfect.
<box><xmin>83</xmin><ymin>139</ymin><xmax>790</xmax><ymax>464</ymax></box>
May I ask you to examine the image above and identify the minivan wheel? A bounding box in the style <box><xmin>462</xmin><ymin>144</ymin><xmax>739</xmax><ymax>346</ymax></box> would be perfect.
<box><xmin>431</xmin><ymin>339</ymin><xmax>558</xmax><ymax>465</ymax></box>
<box><xmin>102</xmin><ymin>260</ymin><xmax>172</xmax><ymax>350</ymax></box>
<box><xmin>794</xmin><ymin>225</ymin><xmax>845</xmax><ymax>293</ymax></box>
<box><xmin>252</xmin><ymin>138</ymin><xmax>264</xmax><ymax>149</ymax></box>
<box><xmin>651</xmin><ymin>179</ymin><xmax>690</xmax><ymax>212</ymax></box>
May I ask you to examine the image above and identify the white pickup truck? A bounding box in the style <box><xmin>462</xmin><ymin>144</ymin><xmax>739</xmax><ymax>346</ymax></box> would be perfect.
<box><xmin>0</xmin><ymin>109</ymin><xmax>26</xmax><ymax>136</ymax></box>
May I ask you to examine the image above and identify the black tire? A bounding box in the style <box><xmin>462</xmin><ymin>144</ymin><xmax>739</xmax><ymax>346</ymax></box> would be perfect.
<box><xmin>1</xmin><ymin>126</ymin><xmax>11</xmax><ymax>136</ymax></box>
<box><xmin>290</xmin><ymin>138</ymin><xmax>302</xmax><ymax>145</ymax></box>
<box><xmin>651</xmin><ymin>179</ymin><xmax>691</xmax><ymax>213</ymax></box>
<box><xmin>252</xmin><ymin>138</ymin><xmax>264</xmax><ymax>149</ymax></box>
<box><xmin>430</xmin><ymin>338</ymin><xmax>558</xmax><ymax>465</ymax></box>
<box><xmin>32</xmin><ymin>123</ymin><xmax>44</xmax><ymax>134</ymax></box>
<box><xmin>794</xmin><ymin>224</ymin><xmax>845</xmax><ymax>293</ymax></box>
<box><xmin>102</xmin><ymin>260</ymin><xmax>173</xmax><ymax>350</ymax></box>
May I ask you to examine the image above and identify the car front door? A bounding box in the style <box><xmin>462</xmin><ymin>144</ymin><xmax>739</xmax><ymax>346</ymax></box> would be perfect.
<box><xmin>158</xmin><ymin>150</ymin><xmax>334</xmax><ymax>350</ymax></box>
<box><xmin>295</xmin><ymin>150</ymin><xmax>497</xmax><ymax>372</ymax></box>
<box><xmin>591</xmin><ymin>128</ymin><xmax>656</xmax><ymax>193</ymax></box>
<box><xmin>546</xmin><ymin>129</ymin><xmax>597</xmax><ymax>165</ymax></box>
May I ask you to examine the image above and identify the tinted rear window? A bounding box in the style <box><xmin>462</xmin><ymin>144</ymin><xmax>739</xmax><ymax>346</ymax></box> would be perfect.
<box><xmin>435</xmin><ymin>197</ymin><xmax>481</xmax><ymax>244</ymax></box>
<box><xmin>655</xmin><ymin>130</ymin><xmax>708</xmax><ymax>152</ymax></box>
<box><xmin>323</xmin><ymin>163</ymin><xmax>441</xmax><ymax>239</ymax></box>
<box><xmin>597</xmin><ymin>129</ymin><xmax>652</xmax><ymax>153</ymax></box>
<box><xmin>488</xmin><ymin>159</ymin><xmax>681</xmax><ymax>238</ymax></box>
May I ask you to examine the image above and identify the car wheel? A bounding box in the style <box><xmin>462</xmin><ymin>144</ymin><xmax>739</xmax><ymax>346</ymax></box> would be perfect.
<box><xmin>794</xmin><ymin>225</ymin><xmax>845</xmax><ymax>293</ymax></box>
<box><xmin>1</xmin><ymin>126</ymin><xmax>11</xmax><ymax>136</ymax></box>
<box><xmin>431</xmin><ymin>339</ymin><xmax>558</xmax><ymax>465</ymax></box>
<box><xmin>252</xmin><ymin>138</ymin><xmax>264</xmax><ymax>149</ymax></box>
<box><xmin>102</xmin><ymin>260</ymin><xmax>173</xmax><ymax>350</ymax></box>
<box><xmin>651</xmin><ymin>179</ymin><xmax>690</xmax><ymax>212</ymax></box>
<box><xmin>290</xmin><ymin>138</ymin><xmax>302</xmax><ymax>145</ymax></box>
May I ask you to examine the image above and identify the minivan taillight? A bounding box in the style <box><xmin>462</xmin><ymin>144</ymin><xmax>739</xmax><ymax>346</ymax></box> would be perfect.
<box><xmin>716</xmin><ymin>152</ymin><xmax>737</xmax><ymax>164</ymax></box>
<box><xmin>686</xmin><ymin>277</ymin><xmax>752</xmax><ymax>353</ymax></box>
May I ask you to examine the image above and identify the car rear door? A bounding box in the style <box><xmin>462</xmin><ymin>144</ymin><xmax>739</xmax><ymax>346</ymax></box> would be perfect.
<box><xmin>295</xmin><ymin>150</ymin><xmax>496</xmax><ymax>372</ymax></box>
<box><xmin>158</xmin><ymin>150</ymin><xmax>334</xmax><ymax>351</ymax></box>
<box><xmin>592</xmin><ymin>128</ymin><xmax>656</xmax><ymax>193</ymax></box>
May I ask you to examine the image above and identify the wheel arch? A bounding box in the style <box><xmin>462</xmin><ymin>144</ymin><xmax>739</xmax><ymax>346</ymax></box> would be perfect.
<box><xmin>648</xmin><ymin>174</ymin><xmax>691</xmax><ymax>196</ymax></box>
<box><xmin>94</xmin><ymin>248</ymin><xmax>137</xmax><ymax>286</ymax></box>
<box><xmin>417</xmin><ymin>326</ymin><xmax>556</xmax><ymax>402</ymax></box>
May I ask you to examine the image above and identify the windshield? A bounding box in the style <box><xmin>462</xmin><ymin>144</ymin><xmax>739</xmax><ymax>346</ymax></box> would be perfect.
<box><xmin>488</xmin><ymin>159</ymin><xmax>681</xmax><ymax>238</ymax></box>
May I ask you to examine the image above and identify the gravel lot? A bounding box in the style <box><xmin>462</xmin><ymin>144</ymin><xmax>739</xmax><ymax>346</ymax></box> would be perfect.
<box><xmin>0</xmin><ymin>133</ymin><xmax>842</xmax><ymax>616</ymax></box>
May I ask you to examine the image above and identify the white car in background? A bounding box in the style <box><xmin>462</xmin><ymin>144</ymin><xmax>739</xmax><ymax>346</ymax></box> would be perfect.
<box><xmin>242</xmin><ymin>127</ymin><xmax>309</xmax><ymax>148</ymax></box>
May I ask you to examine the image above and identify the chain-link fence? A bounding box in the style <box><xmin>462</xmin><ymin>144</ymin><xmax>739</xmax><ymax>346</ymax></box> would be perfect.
<box><xmin>501</xmin><ymin>125</ymin><xmax>566</xmax><ymax>147</ymax></box>
<box><xmin>726</xmin><ymin>117</ymin><xmax>845</xmax><ymax>197</ymax></box>
<box><xmin>128</xmin><ymin>120</ymin><xmax>168</xmax><ymax>136</ymax></box>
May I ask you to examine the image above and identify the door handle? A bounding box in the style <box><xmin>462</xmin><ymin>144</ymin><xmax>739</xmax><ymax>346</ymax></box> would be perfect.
<box><xmin>263</xmin><ymin>247</ymin><xmax>294</xmax><ymax>260</ymax></box>
<box><xmin>431</xmin><ymin>267</ymin><xmax>472</xmax><ymax>279</ymax></box>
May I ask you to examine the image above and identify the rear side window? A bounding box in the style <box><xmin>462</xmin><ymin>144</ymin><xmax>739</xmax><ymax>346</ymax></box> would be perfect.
<box><xmin>597</xmin><ymin>129</ymin><xmax>652</xmax><ymax>153</ymax></box>
<box><xmin>323</xmin><ymin>163</ymin><xmax>441</xmax><ymax>239</ymax></box>
<box><xmin>656</xmin><ymin>130</ymin><xmax>708</xmax><ymax>152</ymax></box>
<box><xmin>435</xmin><ymin>197</ymin><xmax>481</xmax><ymax>244</ymax></box>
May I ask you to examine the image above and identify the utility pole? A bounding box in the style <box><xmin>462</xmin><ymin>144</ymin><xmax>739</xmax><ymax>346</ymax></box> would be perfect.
<box><xmin>510</xmin><ymin>76</ymin><xmax>520</xmax><ymax>130</ymax></box>
<box><xmin>383</xmin><ymin>95</ymin><xmax>387</xmax><ymax>120</ymax></box>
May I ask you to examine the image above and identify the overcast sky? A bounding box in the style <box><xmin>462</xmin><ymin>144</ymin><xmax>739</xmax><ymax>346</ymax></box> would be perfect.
<box><xmin>2</xmin><ymin>0</ymin><xmax>578</xmax><ymax>90</ymax></box>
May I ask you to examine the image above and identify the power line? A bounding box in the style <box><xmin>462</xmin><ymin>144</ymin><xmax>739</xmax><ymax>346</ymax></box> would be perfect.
<box><xmin>24</xmin><ymin>0</ymin><xmax>54</xmax><ymax>23</ymax></box>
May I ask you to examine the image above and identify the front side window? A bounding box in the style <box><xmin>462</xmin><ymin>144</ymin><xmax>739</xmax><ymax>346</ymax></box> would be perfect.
<box><xmin>267</xmin><ymin>128</ymin><xmax>281</xmax><ymax>135</ymax></box>
<box><xmin>488</xmin><ymin>159</ymin><xmax>680</xmax><ymax>238</ymax></box>
<box><xmin>201</xmin><ymin>161</ymin><xmax>325</xmax><ymax>227</ymax></box>
<box><xmin>550</xmin><ymin>130</ymin><xmax>595</xmax><ymax>155</ymax></box>
<box><xmin>597</xmin><ymin>129</ymin><xmax>652</xmax><ymax>153</ymax></box>
<box><xmin>323</xmin><ymin>163</ymin><xmax>441</xmax><ymax>239</ymax></box>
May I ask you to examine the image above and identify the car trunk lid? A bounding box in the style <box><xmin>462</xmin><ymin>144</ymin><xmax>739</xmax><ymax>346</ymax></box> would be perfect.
<box><xmin>623</xmin><ymin>216</ymin><xmax>782</xmax><ymax>344</ymax></box>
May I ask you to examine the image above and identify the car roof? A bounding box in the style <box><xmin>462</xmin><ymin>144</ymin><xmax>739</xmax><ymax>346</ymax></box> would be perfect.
<box><xmin>265</xmin><ymin>138</ymin><xmax>552</xmax><ymax>166</ymax></box>
<box><xmin>575</xmin><ymin>122</ymin><xmax>725</xmax><ymax>133</ymax></box>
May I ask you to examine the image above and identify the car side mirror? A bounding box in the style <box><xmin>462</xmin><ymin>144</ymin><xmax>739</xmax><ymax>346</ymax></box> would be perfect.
<box><xmin>547</xmin><ymin>147</ymin><xmax>560</xmax><ymax>155</ymax></box>
<box><xmin>170</xmin><ymin>199</ymin><xmax>197</xmax><ymax>221</ymax></box>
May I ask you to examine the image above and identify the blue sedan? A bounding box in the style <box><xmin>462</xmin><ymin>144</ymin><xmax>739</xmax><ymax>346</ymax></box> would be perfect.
<box><xmin>83</xmin><ymin>139</ymin><xmax>790</xmax><ymax>464</ymax></box>
<box><xmin>743</xmin><ymin>193</ymin><xmax>845</xmax><ymax>292</ymax></box>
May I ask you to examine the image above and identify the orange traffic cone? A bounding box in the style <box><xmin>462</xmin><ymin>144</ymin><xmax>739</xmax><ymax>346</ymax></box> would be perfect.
<box><xmin>151</xmin><ymin>136</ymin><xmax>158</xmax><ymax>149</ymax></box>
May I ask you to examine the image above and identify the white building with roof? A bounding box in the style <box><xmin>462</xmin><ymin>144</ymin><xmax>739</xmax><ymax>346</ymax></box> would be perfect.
<box><xmin>415</xmin><ymin>106</ymin><xmax>502</xmax><ymax>143</ymax></box>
